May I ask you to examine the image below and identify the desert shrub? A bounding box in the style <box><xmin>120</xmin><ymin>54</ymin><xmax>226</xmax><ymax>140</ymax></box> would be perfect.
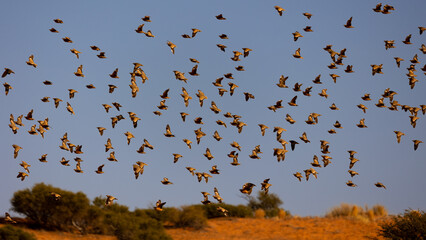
<box><xmin>201</xmin><ymin>203</ymin><xmax>252</xmax><ymax>218</ymax></box>
<box><xmin>138</xmin><ymin>207</ymin><xmax>180</xmax><ymax>224</ymax></box>
<box><xmin>10</xmin><ymin>183</ymin><xmax>90</xmax><ymax>231</ymax></box>
<box><xmin>10</xmin><ymin>184</ymin><xmax>171</xmax><ymax>240</ymax></box>
<box><xmin>175</xmin><ymin>206</ymin><xmax>207</xmax><ymax>230</ymax></box>
<box><xmin>104</xmin><ymin>210</ymin><xmax>171</xmax><ymax>240</ymax></box>
<box><xmin>326</xmin><ymin>203</ymin><xmax>388</xmax><ymax>221</ymax></box>
<box><xmin>379</xmin><ymin>209</ymin><xmax>426</xmax><ymax>240</ymax></box>
<box><xmin>254</xmin><ymin>209</ymin><xmax>265</xmax><ymax>219</ymax></box>
<box><xmin>372</xmin><ymin>204</ymin><xmax>388</xmax><ymax>217</ymax></box>
<box><xmin>278</xmin><ymin>209</ymin><xmax>291</xmax><ymax>219</ymax></box>
<box><xmin>95</xmin><ymin>196</ymin><xmax>171</xmax><ymax>240</ymax></box>
<box><xmin>0</xmin><ymin>225</ymin><xmax>36</xmax><ymax>240</ymax></box>
<box><xmin>246</xmin><ymin>191</ymin><xmax>284</xmax><ymax>218</ymax></box>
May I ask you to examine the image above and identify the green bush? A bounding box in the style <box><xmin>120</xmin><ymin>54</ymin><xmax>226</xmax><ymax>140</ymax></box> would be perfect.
<box><xmin>246</xmin><ymin>191</ymin><xmax>285</xmax><ymax>218</ymax></box>
<box><xmin>138</xmin><ymin>207</ymin><xmax>180</xmax><ymax>224</ymax></box>
<box><xmin>0</xmin><ymin>225</ymin><xmax>36</xmax><ymax>240</ymax></box>
<box><xmin>10</xmin><ymin>184</ymin><xmax>172</xmax><ymax>240</ymax></box>
<box><xmin>325</xmin><ymin>203</ymin><xmax>388</xmax><ymax>221</ymax></box>
<box><xmin>10</xmin><ymin>183</ymin><xmax>90</xmax><ymax>230</ymax></box>
<box><xmin>201</xmin><ymin>203</ymin><xmax>252</xmax><ymax>218</ymax></box>
<box><xmin>175</xmin><ymin>206</ymin><xmax>207</xmax><ymax>230</ymax></box>
<box><xmin>379</xmin><ymin>209</ymin><xmax>426</xmax><ymax>239</ymax></box>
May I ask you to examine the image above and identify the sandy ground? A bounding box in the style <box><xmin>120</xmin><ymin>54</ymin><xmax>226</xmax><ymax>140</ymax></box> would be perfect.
<box><xmin>166</xmin><ymin>217</ymin><xmax>384</xmax><ymax>240</ymax></box>
<box><xmin>1</xmin><ymin>217</ymin><xmax>384</xmax><ymax>240</ymax></box>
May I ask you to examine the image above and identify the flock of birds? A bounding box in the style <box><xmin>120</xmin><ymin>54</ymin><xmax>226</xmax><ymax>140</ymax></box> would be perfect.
<box><xmin>3</xmin><ymin>2</ymin><xmax>426</xmax><ymax>221</ymax></box>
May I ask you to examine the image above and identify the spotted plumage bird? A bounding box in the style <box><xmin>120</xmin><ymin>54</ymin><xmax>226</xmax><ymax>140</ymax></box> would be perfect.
<box><xmin>240</xmin><ymin>183</ymin><xmax>256</xmax><ymax>195</ymax></box>
<box><xmin>26</xmin><ymin>55</ymin><xmax>37</xmax><ymax>68</ymax></box>
<box><xmin>155</xmin><ymin>200</ymin><xmax>166</xmax><ymax>211</ymax></box>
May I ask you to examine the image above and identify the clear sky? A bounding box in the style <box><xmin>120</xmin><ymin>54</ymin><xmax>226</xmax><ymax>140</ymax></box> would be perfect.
<box><xmin>1</xmin><ymin>0</ymin><xmax>425</xmax><ymax>217</ymax></box>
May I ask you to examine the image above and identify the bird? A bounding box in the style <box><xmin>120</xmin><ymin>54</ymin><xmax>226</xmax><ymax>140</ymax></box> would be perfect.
<box><xmin>105</xmin><ymin>138</ymin><xmax>114</xmax><ymax>152</ymax></box>
<box><xmin>346</xmin><ymin>180</ymin><xmax>357</xmax><ymax>187</ymax></box>
<box><xmin>109</xmin><ymin>68</ymin><xmax>119</xmax><ymax>78</ymax></box>
<box><xmin>274</xmin><ymin>6</ymin><xmax>285</xmax><ymax>16</ymax></box>
<box><xmin>17</xmin><ymin>172</ymin><xmax>28</xmax><ymax>181</ymax></box>
<box><xmin>60</xmin><ymin>157</ymin><xmax>70</xmax><ymax>166</ymax></box>
<box><xmin>304</xmin><ymin>168</ymin><xmax>318</xmax><ymax>181</ymax></box>
<box><xmin>394</xmin><ymin>131</ymin><xmax>405</xmax><ymax>143</ymax></box>
<box><xmin>349</xmin><ymin>158</ymin><xmax>359</xmax><ymax>169</ymax></box>
<box><xmin>62</xmin><ymin>37</ymin><xmax>73</xmax><ymax>43</ymax></box>
<box><xmin>413</xmin><ymin>140</ymin><xmax>423</xmax><ymax>151</ymax></box>
<box><xmin>293</xmin><ymin>48</ymin><xmax>303</xmax><ymax>59</ymax></box>
<box><xmin>192</xmin><ymin>28</ymin><xmax>201</xmax><ymax>38</ymax></box>
<box><xmin>240</xmin><ymin>183</ymin><xmax>256</xmax><ymax>195</ymax></box>
<box><xmin>216</xmin><ymin>44</ymin><xmax>227</xmax><ymax>52</ymax></box>
<box><xmin>348</xmin><ymin>170</ymin><xmax>359</xmax><ymax>177</ymax></box>
<box><xmin>215</xmin><ymin>14</ymin><xmax>226</xmax><ymax>20</ymax></box>
<box><xmin>74</xmin><ymin>162</ymin><xmax>83</xmax><ymax>173</ymax></box>
<box><xmin>124</xmin><ymin>132</ymin><xmax>135</xmax><ymax>145</ymax></box>
<box><xmin>12</xmin><ymin>144</ymin><xmax>22</xmax><ymax>159</ymax></box>
<box><xmin>356</xmin><ymin>118</ymin><xmax>367</xmax><ymax>128</ymax></box>
<box><xmin>204</xmin><ymin>148</ymin><xmax>214</xmax><ymax>160</ymax></box>
<box><xmin>3</xmin><ymin>82</ymin><xmax>13</xmax><ymax>95</ymax></box>
<box><xmin>2</xmin><ymin>68</ymin><xmax>14</xmax><ymax>78</ymax></box>
<box><xmin>293</xmin><ymin>172</ymin><xmax>303</xmax><ymax>182</ymax></box>
<box><xmin>95</xmin><ymin>164</ymin><xmax>104</xmax><ymax>174</ymax></box>
<box><xmin>107</xmin><ymin>151</ymin><xmax>117</xmax><ymax>162</ymax></box>
<box><xmin>4</xmin><ymin>212</ymin><xmax>17</xmax><ymax>223</ymax></box>
<box><xmin>213</xmin><ymin>131</ymin><xmax>222</xmax><ymax>141</ymax></box>
<box><xmin>261</xmin><ymin>179</ymin><xmax>272</xmax><ymax>194</ymax></box>
<box><xmin>186</xmin><ymin>167</ymin><xmax>196</xmax><ymax>176</ymax></box>
<box><xmin>402</xmin><ymin>34</ymin><xmax>412</xmax><ymax>44</ymax></box>
<box><xmin>142</xmin><ymin>16</ymin><xmax>151</xmax><ymax>22</ymax></box>
<box><xmin>171</xmin><ymin>153</ymin><xmax>183</xmax><ymax>164</ymax></box>
<box><xmin>167</xmin><ymin>41</ymin><xmax>176</xmax><ymax>54</ymax></box>
<box><xmin>105</xmin><ymin>195</ymin><xmax>117</xmax><ymax>206</ymax></box>
<box><xmin>330</xmin><ymin>103</ymin><xmax>339</xmax><ymax>110</ymax></box>
<box><xmin>293</xmin><ymin>31</ymin><xmax>303</xmax><ymax>41</ymax></box>
<box><xmin>70</xmin><ymin>49</ymin><xmax>81</xmax><ymax>59</ymax></box>
<box><xmin>300</xmin><ymin>12</ymin><xmax>312</xmax><ymax>19</ymax></box>
<box><xmin>183</xmin><ymin>139</ymin><xmax>192</xmax><ymax>149</ymax></box>
<box><xmin>373</xmin><ymin>3</ymin><xmax>382</xmax><ymax>12</ymax></box>
<box><xmin>97</xmin><ymin>52</ymin><xmax>107</xmax><ymax>58</ymax></box>
<box><xmin>49</xmin><ymin>28</ymin><xmax>58</xmax><ymax>33</ymax></box>
<box><xmin>196</xmin><ymin>90</ymin><xmax>207</xmax><ymax>106</ymax></box>
<box><xmin>212</xmin><ymin>187</ymin><xmax>223</xmax><ymax>203</ymax></box>
<box><xmin>19</xmin><ymin>161</ymin><xmax>31</xmax><ymax>173</ymax></box>
<box><xmin>66</xmin><ymin>102</ymin><xmax>75</xmax><ymax>115</ymax></box>
<box><xmin>50</xmin><ymin>192</ymin><xmax>62</xmax><ymax>201</ymax></box>
<box><xmin>26</xmin><ymin>55</ymin><xmax>37</xmax><ymax>68</ymax></box>
<box><xmin>133</xmin><ymin>161</ymin><xmax>147</xmax><ymax>179</ymax></box>
<box><xmin>39</xmin><ymin>154</ymin><xmax>48</xmax><ymax>163</ymax></box>
<box><xmin>201</xmin><ymin>192</ymin><xmax>211</xmax><ymax>205</ymax></box>
<box><xmin>74</xmin><ymin>65</ymin><xmax>84</xmax><ymax>77</ymax></box>
<box><xmin>209</xmin><ymin>165</ymin><xmax>220</xmax><ymax>174</ymax></box>
<box><xmin>155</xmin><ymin>200</ymin><xmax>166</xmax><ymax>211</ymax></box>
<box><xmin>344</xmin><ymin>17</ymin><xmax>354</xmax><ymax>28</ymax></box>
<box><xmin>161</xmin><ymin>177</ymin><xmax>173</xmax><ymax>185</ymax></box>
<box><xmin>289</xmin><ymin>140</ymin><xmax>299</xmax><ymax>151</ymax></box>
<box><xmin>288</xmin><ymin>96</ymin><xmax>298</xmax><ymax>106</ymax></box>
<box><xmin>230</xmin><ymin>141</ymin><xmax>241</xmax><ymax>151</ymax></box>
<box><xmin>375</xmin><ymin>182</ymin><xmax>387</xmax><ymax>189</ymax></box>
<box><xmin>242</xmin><ymin>48</ymin><xmax>252</xmax><ymax>57</ymax></box>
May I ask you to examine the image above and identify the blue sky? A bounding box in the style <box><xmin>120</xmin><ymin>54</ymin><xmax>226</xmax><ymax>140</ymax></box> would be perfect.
<box><xmin>1</xmin><ymin>0</ymin><xmax>425</xmax><ymax>217</ymax></box>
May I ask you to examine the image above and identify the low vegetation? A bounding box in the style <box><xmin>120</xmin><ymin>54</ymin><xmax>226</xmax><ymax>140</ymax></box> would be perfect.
<box><xmin>10</xmin><ymin>183</ymin><xmax>171</xmax><ymax>240</ymax></box>
<box><xmin>0</xmin><ymin>225</ymin><xmax>36</xmax><ymax>240</ymax></box>
<box><xmin>379</xmin><ymin>209</ymin><xmax>426</xmax><ymax>239</ymax></box>
<box><xmin>325</xmin><ymin>203</ymin><xmax>388</xmax><ymax>221</ymax></box>
<box><xmin>7</xmin><ymin>183</ymin><xmax>426</xmax><ymax>239</ymax></box>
